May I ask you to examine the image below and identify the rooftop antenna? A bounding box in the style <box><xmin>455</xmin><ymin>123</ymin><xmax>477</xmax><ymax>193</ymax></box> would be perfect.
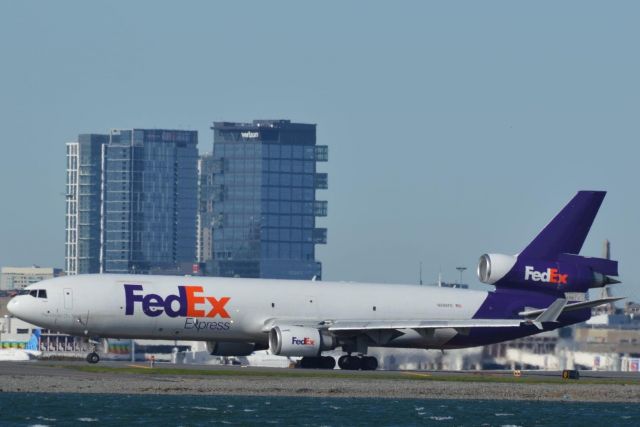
<box><xmin>438</xmin><ymin>265</ymin><xmax>442</xmax><ymax>287</ymax></box>
<box><xmin>419</xmin><ymin>262</ymin><xmax>423</xmax><ymax>286</ymax></box>
<box><xmin>456</xmin><ymin>266</ymin><xmax>467</xmax><ymax>285</ymax></box>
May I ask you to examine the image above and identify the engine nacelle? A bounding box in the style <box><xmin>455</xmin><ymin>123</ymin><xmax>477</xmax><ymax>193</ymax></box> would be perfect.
<box><xmin>477</xmin><ymin>253</ymin><xmax>517</xmax><ymax>284</ymax></box>
<box><xmin>269</xmin><ymin>325</ymin><xmax>336</xmax><ymax>357</ymax></box>
<box><xmin>206</xmin><ymin>341</ymin><xmax>255</xmax><ymax>356</ymax></box>
<box><xmin>477</xmin><ymin>252</ymin><xmax>619</xmax><ymax>293</ymax></box>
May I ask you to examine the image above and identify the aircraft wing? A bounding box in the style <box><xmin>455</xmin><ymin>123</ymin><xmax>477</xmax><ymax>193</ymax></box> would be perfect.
<box><xmin>327</xmin><ymin>318</ymin><xmax>524</xmax><ymax>331</ymax></box>
<box><xmin>264</xmin><ymin>297</ymin><xmax>581</xmax><ymax>335</ymax></box>
<box><xmin>327</xmin><ymin>298</ymin><xmax>572</xmax><ymax>333</ymax></box>
<box><xmin>263</xmin><ymin>318</ymin><xmax>526</xmax><ymax>333</ymax></box>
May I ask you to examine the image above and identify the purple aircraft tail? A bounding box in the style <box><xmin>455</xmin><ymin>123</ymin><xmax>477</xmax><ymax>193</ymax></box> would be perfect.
<box><xmin>477</xmin><ymin>191</ymin><xmax>619</xmax><ymax>295</ymax></box>
<box><xmin>519</xmin><ymin>191</ymin><xmax>606</xmax><ymax>260</ymax></box>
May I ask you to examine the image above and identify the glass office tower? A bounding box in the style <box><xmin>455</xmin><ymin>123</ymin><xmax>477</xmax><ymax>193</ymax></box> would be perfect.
<box><xmin>102</xmin><ymin>129</ymin><xmax>198</xmax><ymax>273</ymax></box>
<box><xmin>197</xmin><ymin>153</ymin><xmax>215</xmax><ymax>264</ymax></box>
<box><xmin>65</xmin><ymin>134</ymin><xmax>108</xmax><ymax>275</ymax></box>
<box><xmin>208</xmin><ymin>120</ymin><xmax>328</xmax><ymax>280</ymax></box>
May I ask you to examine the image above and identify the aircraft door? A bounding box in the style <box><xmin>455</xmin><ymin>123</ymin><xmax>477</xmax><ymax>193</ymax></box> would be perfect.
<box><xmin>63</xmin><ymin>288</ymin><xmax>73</xmax><ymax>310</ymax></box>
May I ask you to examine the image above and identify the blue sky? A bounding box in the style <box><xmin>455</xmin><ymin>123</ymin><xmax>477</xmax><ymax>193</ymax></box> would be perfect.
<box><xmin>1</xmin><ymin>1</ymin><xmax>638</xmax><ymax>300</ymax></box>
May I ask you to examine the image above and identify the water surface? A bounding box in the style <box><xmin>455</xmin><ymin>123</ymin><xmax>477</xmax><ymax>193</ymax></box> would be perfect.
<box><xmin>1</xmin><ymin>393</ymin><xmax>638</xmax><ymax>426</ymax></box>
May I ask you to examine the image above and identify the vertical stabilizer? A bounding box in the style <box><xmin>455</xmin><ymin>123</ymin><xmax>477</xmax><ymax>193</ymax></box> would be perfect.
<box><xmin>519</xmin><ymin>191</ymin><xmax>606</xmax><ymax>259</ymax></box>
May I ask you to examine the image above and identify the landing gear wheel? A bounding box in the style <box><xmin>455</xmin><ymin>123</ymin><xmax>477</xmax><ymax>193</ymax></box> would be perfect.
<box><xmin>361</xmin><ymin>356</ymin><xmax>378</xmax><ymax>371</ymax></box>
<box><xmin>299</xmin><ymin>357</ymin><xmax>320</xmax><ymax>369</ymax></box>
<box><xmin>320</xmin><ymin>356</ymin><xmax>336</xmax><ymax>370</ymax></box>
<box><xmin>338</xmin><ymin>355</ymin><xmax>362</xmax><ymax>370</ymax></box>
<box><xmin>338</xmin><ymin>355</ymin><xmax>349</xmax><ymax>369</ymax></box>
<box><xmin>86</xmin><ymin>352</ymin><xmax>100</xmax><ymax>364</ymax></box>
<box><xmin>299</xmin><ymin>356</ymin><xmax>336</xmax><ymax>369</ymax></box>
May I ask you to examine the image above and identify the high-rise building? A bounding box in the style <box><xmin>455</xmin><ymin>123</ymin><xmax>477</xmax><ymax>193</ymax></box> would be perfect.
<box><xmin>65</xmin><ymin>134</ymin><xmax>108</xmax><ymax>275</ymax></box>
<box><xmin>197</xmin><ymin>153</ymin><xmax>215</xmax><ymax>264</ymax></box>
<box><xmin>102</xmin><ymin>129</ymin><xmax>198</xmax><ymax>273</ymax></box>
<box><xmin>206</xmin><ymin>120</ymin><xmax>328</xmax><ymax>280</ymax></box>
<box><xmin>65</xmin><ymin>129</ymin><xmax>198</xmax><ymax>275</ymax></box>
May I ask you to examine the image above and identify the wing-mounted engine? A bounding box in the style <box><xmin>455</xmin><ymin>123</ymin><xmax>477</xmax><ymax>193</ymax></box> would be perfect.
<box><xmin>206</xmin><ymin>341</ymin><xmax>256</xmax><ymax>356</ymax></box>
<box><xmin>477</xmin><ymin>252</ymin><xmax>620</xmax><ymax>294</ymax></box>
<box><xmin>269</xmin><ymin>325</ymin><xmax>336</xmax><ymax>357</ymax></box>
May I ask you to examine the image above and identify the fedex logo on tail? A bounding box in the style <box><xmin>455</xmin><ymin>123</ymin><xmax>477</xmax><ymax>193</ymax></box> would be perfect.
<box><xmin>524</xmin><ymin>266</ymin><xmax>568</xmax><ymax>284</ymax></box>
<box><xmin>124</xmin><ymin>284</ymin><xmax>230</xmax><ymax>318</ymax></box>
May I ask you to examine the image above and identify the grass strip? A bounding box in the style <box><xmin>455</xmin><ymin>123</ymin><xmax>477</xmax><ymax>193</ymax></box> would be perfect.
<box><xmin>60</xmin><ymin>364</ymin><xmax>640</xmax><ymax>385</ymax></box>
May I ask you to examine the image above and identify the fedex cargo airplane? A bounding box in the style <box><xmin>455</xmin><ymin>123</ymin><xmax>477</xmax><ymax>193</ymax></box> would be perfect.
<box><xmin>8</xmin><ymin>191</ymin><xmax>622</xmax><ymax>370</ymax></box>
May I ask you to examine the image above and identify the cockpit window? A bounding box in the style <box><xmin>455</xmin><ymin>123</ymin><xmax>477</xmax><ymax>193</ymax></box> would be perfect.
<box><xmin>20</xmin><ymin>289</ymin><xmax>47</xmax><ymax>298</ymax></box>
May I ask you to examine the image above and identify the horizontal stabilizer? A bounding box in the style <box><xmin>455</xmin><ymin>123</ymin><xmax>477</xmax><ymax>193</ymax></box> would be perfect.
<box><xmin>526</xmin><ymin>298</ymin><xmax>567</xmax><ymax>329</ymax></box>
<box><xmin>534</xmin><ymin>298</ymin><xmax>566</xmax><ymax>323</ymax></box>
<box><xmin>519</xmin><ymin>296</ymin><xmax>624</xmax><ymax>318</ymax></box>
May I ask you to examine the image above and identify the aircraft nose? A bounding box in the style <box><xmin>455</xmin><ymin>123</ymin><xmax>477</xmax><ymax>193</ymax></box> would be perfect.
<box><xmin>7</xmin><ymin>296</ymin><xmax>25</xmax><ymax>318</ymax></box>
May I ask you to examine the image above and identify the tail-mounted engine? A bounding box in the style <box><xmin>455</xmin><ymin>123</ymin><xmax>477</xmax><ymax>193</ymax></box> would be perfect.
<box><xmin>477</xmin><ymin>254</ymin><xmax>518</xmax><ymax>284</ymax></box>
<box><xmin>477</xmin><ymin>252</ymin><xmax>620</xmax><ymax>293</ymax></box>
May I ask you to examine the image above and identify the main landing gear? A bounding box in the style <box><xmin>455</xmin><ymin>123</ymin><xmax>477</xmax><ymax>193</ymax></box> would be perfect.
<box><xmin>298</xmin><ymin>356</ymin><xmax>336</xmax><ymax>369</ymax></box>
<box><xmin>298</xmin><ymin>355</ymin><xmax>379</xmax><ymax>370</ymax></box>
<box><xmin>338</xmin><ymin>355</ymin><xmax>378</xmax><ymax>371</ymax></box>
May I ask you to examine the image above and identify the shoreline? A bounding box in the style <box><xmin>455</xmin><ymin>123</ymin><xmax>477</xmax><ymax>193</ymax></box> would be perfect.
<box><xmin>1</xmin><ymin>361</ymin><xmax>639</xmax><ymax>402</ymax></box>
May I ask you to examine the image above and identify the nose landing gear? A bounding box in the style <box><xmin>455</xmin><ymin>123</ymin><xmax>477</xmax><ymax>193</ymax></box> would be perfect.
<box><xmin>86</xmin><ymin>342</ymin><xmax>100</xmax><ymax>364</ymax></box>
<box><xmin>86</xmin><ymin>352</ymin><xmax>100</xmax><ymax>364</ymax></box>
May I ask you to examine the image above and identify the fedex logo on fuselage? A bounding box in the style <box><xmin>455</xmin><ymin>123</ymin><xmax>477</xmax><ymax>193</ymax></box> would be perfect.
<box><xmin>124</xmin><ymin>284</ymin><xmax>230</xmax><ymax>318</ymax></box>
<box><xmin>524</xmin><ymin>266</ymin><xmax>568</xmax><ymax>284</ymax></box>
<box><xmin>291</xmin><ymin>337</ymin><xmax>315</xmax><ymax>346</ymax></box>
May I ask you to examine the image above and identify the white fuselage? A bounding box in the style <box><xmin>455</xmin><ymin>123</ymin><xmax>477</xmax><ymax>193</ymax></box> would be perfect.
<box><xmin>8</xmin><ymin>274</ymin><xmax>489</xmax><ymax>349</ymax></box>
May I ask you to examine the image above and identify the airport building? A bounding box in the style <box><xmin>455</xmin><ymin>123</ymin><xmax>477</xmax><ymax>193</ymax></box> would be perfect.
<box><xmin>0</xmin><ymin>267</ymin><xmax>62</xmax><ymax>291</ymax></box>
<box><xmin>202</xmin><ymin>120</ymin><xmax>328</xmax><ymax>279</ymax></box>
<box><xmin>65</xmin><ymin>129</ymin><xmax>199</xmax><ymax>274</ymax></box>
